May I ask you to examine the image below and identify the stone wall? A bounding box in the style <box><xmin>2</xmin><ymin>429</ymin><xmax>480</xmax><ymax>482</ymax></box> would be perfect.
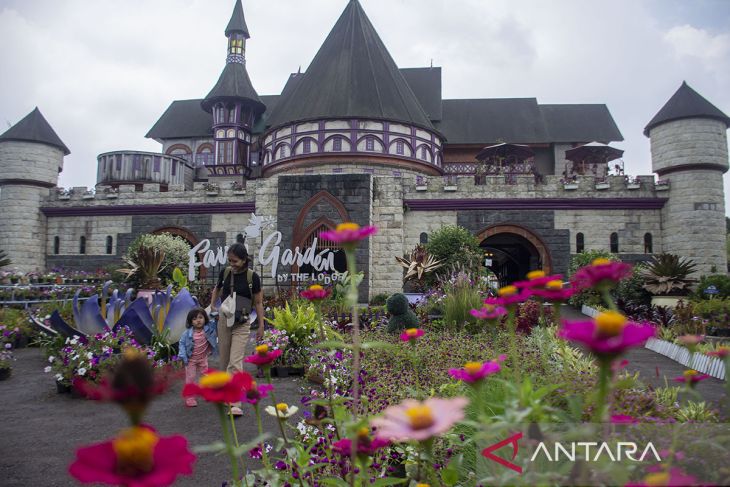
<box><xmin>370</xmin><ymin>177</ymin><xmax>404</xmax><ymax>298</ymax></box>
<box><xmin>0</xmin><ymin>141</ymin><xmax>63</xmax><ymax>183</ymax></box>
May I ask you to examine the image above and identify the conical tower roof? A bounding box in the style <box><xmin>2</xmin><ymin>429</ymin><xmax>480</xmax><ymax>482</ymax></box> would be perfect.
<box><xmin>225</xmin><ymin>0</ymin><xmax>250</xmax><ymax>38</ymax></box>
<box><xmin>644</xmin><ymin>81</ymin><xmax>730</xmax><ymax>136</ymax></box>
<box><xmin>265</xmin><ymin>0</ymin><xmax>434</xmax><ymax>131</ymax></box>
<box><xmin>201</xmin><ymin>62</ymin><xmax>265</xmax><ymax>114</ymax></box>
<box><xmin>0</xmin><ymin>107</ymin><xmax>70</xmax><ymax>155</ymax></box>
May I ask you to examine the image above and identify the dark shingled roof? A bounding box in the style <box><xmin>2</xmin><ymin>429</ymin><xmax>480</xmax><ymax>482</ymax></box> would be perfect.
<box><xmin>400</xmin><ymin>67</ymin><xmax>442</xmax><ymax>122</ymax></box>
<box><xmin>540</xmin><ymin>104</ymin><xmax>623</xmax><ymax>143</ymax></box>
<box><xmin>225</xmin><ymin>0</ymin><xmax>250</xmax><ymax>38</ymax></box>
<box><xmin>265</xmin><ymin>0</ymin><xmax>434</xmax><ymax>131</ymax></box>
<box><xmin>0</xmin><ymin>107</ymin><xmax>70</xmax><ymax>155</ymax></box>
<box><xmin>201</xmin><ymin>62</ymin><xmax>265</xmax><ymax>114</ymax></box>
<box><xmin>435</xmin><ymin>98</ymin><xmax>550</xmax><ymax>144</ymax></box>
<box><xmin>145</xmin><ymin>100</ymin><xmax>212</xmax><ymax>140</ymax></box>
<box><xmin>644</xmin><ymin>81</ymin><xmax>730</xmax><ymax>136</ymax></box>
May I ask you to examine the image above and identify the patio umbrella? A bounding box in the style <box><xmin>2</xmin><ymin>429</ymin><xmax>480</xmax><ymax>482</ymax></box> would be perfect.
<box><xmin>564</xmin><ymin>142</ymin><xmax>623</xmax><ymax>163</ymax></box>
<box><xmin>476</xmin><ymin>143</ymin><xmax>535</xmax><ymax>162</ymax></box>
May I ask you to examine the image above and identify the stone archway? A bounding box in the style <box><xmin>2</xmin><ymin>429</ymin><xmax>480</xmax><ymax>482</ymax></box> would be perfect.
<box><xmin>476</xmin><ymin>224</ymin><xmax>552</xmax><ymax>286</ymax></box>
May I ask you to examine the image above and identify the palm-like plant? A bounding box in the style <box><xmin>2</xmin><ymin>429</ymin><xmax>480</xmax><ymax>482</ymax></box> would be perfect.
<box><xmin>118</xmin><ymin>246</ymin><xmax>166</xmax><ymax>289</ymax></box>
<box><xmin>395</xmin><ymin>245</ymin><xmax>443</xmax><ymax>282</ymax></box>
<box><xmin>640</xmin><ymin>253</ymin><xmax>697</xmax><ymax>296</ymax></box>
<box><xmin>0</xmin><ymin>250</ymin><xmax>10</xmax><ymax>268</ymax></box>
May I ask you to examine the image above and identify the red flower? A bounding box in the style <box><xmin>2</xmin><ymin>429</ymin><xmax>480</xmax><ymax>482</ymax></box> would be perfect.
<box><xmin>68</xmin><ymin>426</ymin><xmax>195</xmax><ymax>487</ymax></box>
<box><xmin>244</xmin><ymin>344</ymin><xmax>283</xmax><ymax>366</ymax></box>
<box><xmin>300</xmin><ymin>284</ymin><xmax>331</xmax><ymax>301</ymax></box>
<box><xmin>182</xmin><ymin>369</ymin><xmax>253</xmax><ymax>404</ymax></box>
<box><xmin>558</xmin><ymin>311</ymin><xmax>655</xmax><ymax>361</ymax></box>
<box><xmin>319</xmin><ymin>222</ymin><xmax>377</xmax><ymax>245</ymax></box>
<box><xmin>571</xmin><ymin>258</ymin><xmax>632</xmax><ymax>290</ymax></box>
<box><xmin>399</xmin><ymin>328</ymin><xmax>424</xmax><ymax>342</ymax></box>
<box><xmin>672</xmin><ymin>369</ymin><xmax>711</xmax><ymax>387</ymax></box>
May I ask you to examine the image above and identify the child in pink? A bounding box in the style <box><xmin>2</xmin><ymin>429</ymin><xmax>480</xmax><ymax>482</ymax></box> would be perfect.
<box><xmin>178</xmin><ymin>307</ymin><xmax>217</xmax><ymax>407</ymax></box>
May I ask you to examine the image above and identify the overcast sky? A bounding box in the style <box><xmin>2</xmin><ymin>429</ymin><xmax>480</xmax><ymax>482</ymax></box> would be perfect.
<box><xmin>1</xmin><ymin>0</ymin><xmax>729</xmax><ymax>210</ymax></box>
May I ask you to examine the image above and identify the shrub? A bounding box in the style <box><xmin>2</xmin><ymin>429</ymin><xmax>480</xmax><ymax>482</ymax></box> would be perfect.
<box><xmin>425</xmin><ymin>225</ymin><xmax>482</xmax><ymax>281</ymax></box>
<box><xmin>386</xmin><ymin>293</ymin><xmax>418</xmax><ymax>333</ymax></box>
<box><xmin>639</xmin><ymin>253</ymin><xmax>697</xmax><ymax>296</ymax></box>
<box><xmin>124</xmin><ymin>233</ymin><xmax>191</xmax><ymax>287</ymax></box>
<box><xmin>568</xmin><ymin>250</ymin><xmax>617</xmax><ymax>308</ymax></box>
<box><xmin>440</xmin><ymin>273</ymin><xmax>484</xmax><ymax>333</ymax></box>
<box><xmin>693</xmin><ymin>274</ymin><xmax>730</xmax><ymax>300</ymax></box>
<box><xmin>615</xmin><ymin>263</ymin><xmax>652</xmax><ymax>307</ymax></box>
<box><xmin>369</xmin><ymin>293</ymin><xmax>389</xmax><ymax>306</ymax></box>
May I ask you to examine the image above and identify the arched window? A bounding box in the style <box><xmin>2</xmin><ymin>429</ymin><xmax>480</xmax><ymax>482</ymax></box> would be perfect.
<box><xmin>79</xmin><ymin>236</ymin><xmax>86</xmax><ymax>255</ymax></box>
<box><xmin>419</xmin><ymin>232</ymin><xmax>428</xmax><ymax>244</ymax></box>
<box><xmin>644</xmin><ymin>233</ymin><xmax>653</xmax><ymax>254</ymax></box>
<box><xmin>365</xmin><ymin>136</ymin><xmax>375</xmax><ymax>151</ymax></box>
<box><xmin>53</xmin><ymin>236</ymin><xmax>60</xmax><ymax>255</ymax></box>
<box><xmin>576</xmin><ymin>232</ymin><xmax>584</xmax><ymax>253</ymax></box>
<box><xmin>106</xmin><ymin>236</ymin><xmax>113</xmax><ymax>255</ymax></box>
<box><xmin>610</xmin><ymin>232</ymin><xmax>619</xmax><ymax>253</ymax></box>
<box><xmin>303</xmin><ymin>139</ymin><xmax>311</xmax><ymax>154</ymax></box>
<box><xmin>396</xmin><ymin>140</ymin><xmax>404</xmax><ymax>155</ymax></box>
<box><xmin>333</xmin><ymin>138</ymin><xmax>342</xmax><ymax>152</ymax></box>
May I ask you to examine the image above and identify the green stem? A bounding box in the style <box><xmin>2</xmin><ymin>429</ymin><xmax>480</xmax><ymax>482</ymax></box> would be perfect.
<box><xmin>228</xmin><ymin>405</ymin><xmax>247</xmax><ymax>478</ymax></box>
<box><xmin>593</xmin><ymin>363</ymin><xmax>612</xmax><ymax>422</ymax></box>
<box><xmin>345</xmin><ymin>249</ymin><xmax>361</xmax><ymax>487</ymax></box>
<box><xmin>264</xmin><ymin>368</ymin><xmax>290</xmax><ymax>446</ymax></box>
<box><xmin>601</xmin><ymin>288</ymin><xmax>618</xmax><ymax>311</ymax></box>
<box><xmin>253</xmin><ymin>404</ymin><xmax>270</xmax><ymax>468</ymax></box>
<box><xmin>507</xmin><ymin>308</ymin><xmax>520</xmax><ymax>382</ymax></box>
<box><xmin>217</xmin><ymin>404</ymin><xmax>242</xmax><ymax>487</ymax></box>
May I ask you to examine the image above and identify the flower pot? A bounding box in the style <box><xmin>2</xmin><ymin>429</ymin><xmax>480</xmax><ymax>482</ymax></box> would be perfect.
<box><xmin>233</xmin><ymin>190</ymin><xmax>246</xmax><ymax>196</ymax></box>
<box><xmin>56</xmin><ymin>380</ymin><xmax>72</xmax><ymax>394</ymax></box>
<box><xmin>0</xmin><ymin>368</ymin><xmax>11</xmax><ymax>381</ymax></box>
<box><xmin>655</xmin><ymin>184</ymin><xmax>669</xmax><ymax>191</ymax></box>
<box><xmin>443</xmin><ymin>185</ymin><xmax>457</xmax><ymax>192</ymax></box>
<box><xmin>13</xmin><ymin>335</ymin><xmax>29</xmax><ymax>349</ymax></box>
<box><xmin>650</xmin><ymin>295</ymin><xmax>683</xmax><ymax>308</ymax></box>
<box><xmin>707</xmin><ymin>326</ymin><xmax>730</xmax><ymax>338</ymax></box>
<box><xmin>595</xmin><ymin>182</ymin><xmax>610</xmax><ymax>190</ymax></box>
<box><xmin>287</xmin><ymin>366</ymin><xmax>305</xmax><ymax>376</ymax></box>
<box><xmin>563</xmin><ymin>183</ymin><xmax>578</xmax><ymax>190</ymax></box>
<box><xmin>273</xmin><ymin>366</ymin><xmax>289</xmax><ymax>378</ymax></box>
<box><xmin>206</xmin><ymin>191</ymin><xmax>219</xmax><ymax>196</ymax></box>
<box><xmin>306</xmin><ymin>369</ymin><xmax>325</xmax><ymax>385</ymax></box>
<box><xmin>415</xmin><ymin>185</ymin><xmax>428</xmax><ymax>191</ymax></box>
<box><xmin>626</xmin><ymin>183</ymin><xmax>641</xmax><ymax>190</ymax></box>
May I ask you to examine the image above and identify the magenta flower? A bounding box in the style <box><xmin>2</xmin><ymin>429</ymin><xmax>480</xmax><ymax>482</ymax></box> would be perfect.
<box><xmin>484</xmin><ymin>286</ymin><xmax>530</xmax><ymax>308</ymax></box>
<box><xmin>610</xmin><ymin>414</ymin><xmax>637</xmax><ymax>424</ymax></box>
<box><xmin>558</xmin><ymin>311</ymin><xmax>655</xmax><ymax>360</ymax></box>
<box><xmin>370</xmin><ymin>397</ymin><xmax>468</xmax><ymax>442</ymax></box>
<box><xmin>530</xmin><ymin>280</ymin><xmax>577</xmax><ymax>302</ymax></box>
<box><xmin>399</xmin><ymin>328</ymin><xmax>424</xmax><ymax>342</ymax></box>
<box><xmin>513</xmin><ymin>271</ymin><xmax>564</xmax><ymax>290</ymax></box>
<box><xmin>244</xmin><ymin>345</ymin><xmax>282</xmax><ymax>367</ymax></box>
<box><xmin>624</xmin><ymin>467</ymin><xmax>700</xmax><ymax>487</ymax></box>
<box><xmin>332</xmin><ymin>428</ymin><xmax>389</xmax><ymax>457</ymax></box>
<box><xmin>470</xmin><ymin>304</ymin><xmax>507</xmax><ymax>320</ymax></box>
<box><xmin>449</xmin><ymin>355</ymin><xmax>505</xmax><ymax>383</ymax></box>
<box><xmin>707</xmin><ymin>346</ymin><xmax>729</xmax><ymax>359</ymax></box>
<box><xmin>571</xmin><ymin>258</ymin><xmax>632</xmax><ymax>290</ymax></box>
<box><xmin>300</xmin><ymin>284</ymin><xmax>331</xmax><ymax>302</ymax></box>
<box><xmin>672</xmin><ymin>370</ymin><xmax>710</xmax><ymax>387</ymax></box>
<box><xmin>242</xmin><ymin>382</ymin><xmax>274</xmax><ymax>405</ymax></box>
<box><xmin>319</xmin><ymin>222</ymin><xmax>377</xmax><ymax>245</ymax></box>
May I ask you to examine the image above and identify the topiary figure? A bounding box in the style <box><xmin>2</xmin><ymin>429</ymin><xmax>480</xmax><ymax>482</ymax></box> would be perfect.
<box><xmin>386</xmin><ymin>293</ymin><xmax>419</xmax><ymax>333</ymax></box>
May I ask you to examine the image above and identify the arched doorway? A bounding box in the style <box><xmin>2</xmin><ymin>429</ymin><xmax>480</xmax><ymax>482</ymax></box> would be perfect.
<box><xmin>296</xmin><ymin>217</ymin><xmax>348</xmax><ymax>276</ymax></box>
<box><xmin>477</xmin><ymin>224</ymin><xmax>552</xmax><ymax>288</ymax></box>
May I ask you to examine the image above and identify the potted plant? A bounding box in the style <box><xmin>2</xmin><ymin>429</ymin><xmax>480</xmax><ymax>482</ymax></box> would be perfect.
<box><xmin>203</xmin><ymin>182</ymin><xmax>220</xmax><ymax>196</ymax></box>
<box><xmin>230</xmin><ymin>181</ymin><xmax>246</xmax><ymax>195</ymax></box>
<box><xmin>594</xmin><ymin>177</ymin><xmax>610</xmax><ymax>190</ymax></box>
<box><xmin>118</xmin><ymin>245</ymin><xmax>166</xmax><ymax>292</ymax></box>
<box><xmin>0</xmin><ymin>349</ymin><xmax>13</xmax><ymax>380</ymax></box>
<box><xmin>561</xmin><ymin>175</ymin><xmax>578</xmax><ymax>190</ymax></box>
<box><xmin>640</xmin><ymin>253</ymin><xmax>697</xmax><ymax>308</ymax></box>
<box><xmin>103</xmin><ymin>187</ymin><xmax>118</xmax><ymax>199</ymax></box>
<box><xmin>57</xmin><ymin>188</ymin><xmax>73</xmax><ymax>200</ymax></box>
<box><xmin>82</xmin><ymin>189</ymin><xmax>95</xmax><ymax>200</ymax></box>
<box><xmin>443</xmin><ymin>175</ymin><xmax>458</xmax><ymax>191</ymax></box>
<box><xmin>415</xmin><ymin>175</ymin><xmax>428</xmax><ymax>191</ymax></box>
<box><xmin>655</xmin><ymin>179</ymin><xmax>670</xmax><ymax>191</ymax></box>
<box><xmin>625</xmin><ymin>175</ymin><xmax>641</xmax><ymax>190</ymax></box>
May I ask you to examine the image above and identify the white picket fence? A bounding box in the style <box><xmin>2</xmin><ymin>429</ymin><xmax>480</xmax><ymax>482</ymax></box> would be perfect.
<box><xmin>580</xmin><ymin>305</ymin><xmax>726</xmax><ymax>381</ymax></box>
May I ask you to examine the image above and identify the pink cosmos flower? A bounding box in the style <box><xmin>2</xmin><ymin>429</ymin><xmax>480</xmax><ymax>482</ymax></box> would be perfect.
<box><xmin>558</xmin><ymin>311</ymin><xmax>655</xmax><ymax>360</ymax></box>
<box><xmin>610</xmin><ymin>414</ymin><xmax>637</xmax><ymax>424</ymax></box>
<box><xmin>68</xmin><ymin>426</ymin><xmax>195</xmax><ymax>487</ymax></box>
<box><xmin>319</xmin><ymin>222</ymin><xmax>377</xmax><ymax>244</ymax></box>
<box><xmin>332</xmin><ymin>428</ymin><xmax>390</xmax><ymax>457</ymax></box>
<box><xmin>244</xmin><ymin>345</ymin><xmax>283</xmax><ymax>367</ymax></box>
<box><xmin>242</xmin><ymin>382</ymin><xmax>274</xmax><ymax>405</ymax></box>
<box><xmin>707</xmin><ymin>346</ymin><xmax>729</xmax><ymax>359</ymax></box>
<box><xmin>624</xmin><ymin>467</ymin><xmax>700</xmax><ymax>487</ymax></box>
<box><xmin>672</xmin><ymin>370</ymin><xmax>711</xmax><ymax>386</ymax></box>
<box><xmin>300</xmin><ymin>284</ymin><xmax>331</xmax><ymax>302</ymax></box>
<box><xmin>370</xmin><ymin>397</ymin><xmax>468</xmax><ymax>442</ymax></box>
<box><xmin>485</xmin><ymin>285</ymin><xmax>530</xmax><ymax>307</ymax></box>
<box><xmin>571</xmin><ymin>258</ymin><xmax>632</xmax><ymax>290</ymax></box>
<box><xmin>470</xmin><ymin>304</ymin><xmax>507</xmax><ymax>320</ymax></box>
<box><xmin>400</xmin><ymin>328</ymin><xmax>424</xmax><ymax>342</ymax></box>
<box><xmin>513</xmin><ymin>271</ymin><xmax>564</xmax><ymax>290</ymax></box>
<box><xmin>448</xmin><ymin>355</ymin><xmax>506</xmax><ymax>383</ymax></box>
<box><xmin>530</xmin><ymin>281</ymin><xmax>577</xmax><ymax>302</ymax></box>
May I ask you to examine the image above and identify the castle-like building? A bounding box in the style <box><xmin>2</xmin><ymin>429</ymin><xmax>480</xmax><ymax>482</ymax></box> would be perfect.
<box><xmin>1</xmin><ymin>0</ymin><xmax>729</xmax><ymax>298</ymax></box>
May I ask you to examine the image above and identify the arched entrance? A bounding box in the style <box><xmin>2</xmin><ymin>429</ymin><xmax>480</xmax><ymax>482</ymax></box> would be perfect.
<box><xmin>477</xmin><ymin>224</ymin><xmax>552</xmax><ymax>287</ymax></box>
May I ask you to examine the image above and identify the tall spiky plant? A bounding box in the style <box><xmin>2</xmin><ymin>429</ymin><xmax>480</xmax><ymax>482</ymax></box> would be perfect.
<box><xmin>395</xmin><ymin>244</ymin><xmax>443</xmax><ymax>282</ymax></box>
<box><xmin>640</xmin><ymin>253</ymin><xmax>697</xmax><ymax>296</ymax></box>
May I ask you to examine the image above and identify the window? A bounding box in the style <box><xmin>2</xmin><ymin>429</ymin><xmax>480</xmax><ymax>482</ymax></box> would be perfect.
<box><xmin>153</xmin><ymin>156</ymin><xmax>161</xmax><ymax>172</ymax></box>
<box><xmin>228</xmin><ymin>107</ymin><xmax>236</xmax><ymax>123</ymax></box>
<box><xmin>79</xmin><ymin>236</ymin><xmax>86</xmax><ymax>255</ymax></box>
<box><xmin>333</xmin><ymin>137</ymin><xmax>342</xmax><ymax>151</ymax></box>
<box><xmin>106</xmin><ymin>236</ymin><xmax>113</xmax><ymax>255</ymax></box>
<box><xmin>419</xmin><ymin>232</ymin><xmax>428</xmax><ymax>244</ymax></box>
<box><xmin>53</xmin><ymin>236</ymin><xmax>60</xmax><ymax>255</ymax></box>
<box><xmin>421</xmin><ymin>146</ymin><xmax>428</xmax><ymax>160</ymax></box>
<box><xmin>303</xmin><ymin>139</ymin><xmax>311</xmax><ymax>154</ymax></box>
<box><xmin>610</xmin><ymin>232</ymin><xmax>619</xmax><ymax>253</ymax></box>
<box><xmin>396</xmin><ymin>140</ymin><xmax>404</xmax><ymax>155</ymax></box>
<box><xmin>576</xmin><ymin>232</ymin><xmax>584</xmax><ymax>253</ymax></box>
<box><xmin>365</xmin><ymin>136</ymin><xmax>374</xmax><ymax>151</ymax></box>
<box><xmin>279</xmin><ymin>145</ymin><xmax>288</xmax><ymax>158</ymax></box>
<box><xmin>644</xmin><ymin>233</ymin><xmax>653</xmax><ymax>254</ymax></box>
<box><xmin>226</xmin><ymin>141</ymin><xmax>234</xmax><ymax>163</ymax></box>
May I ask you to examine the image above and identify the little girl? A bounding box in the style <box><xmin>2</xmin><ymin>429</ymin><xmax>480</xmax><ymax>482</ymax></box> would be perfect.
<box><xmin>179</xmin><ymin>307</ymin><xmax>218</xmax><ymax>407</ymax></box>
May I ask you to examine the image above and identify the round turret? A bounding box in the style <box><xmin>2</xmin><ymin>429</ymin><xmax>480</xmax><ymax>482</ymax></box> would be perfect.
<box><xmin>0</xmin><ymin>108</ymin><xmax>68</xmax><ymax>272</ymax></box>
<box><xmin>646</xmin><ymin>82</ymin><xmax>730</xmax><ymax>276</ymax></box>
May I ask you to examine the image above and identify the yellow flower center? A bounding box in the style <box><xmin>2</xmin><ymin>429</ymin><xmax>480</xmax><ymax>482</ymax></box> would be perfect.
<box><xmin>643</xmin><ymin>472</ymin><xmax>670</xmax><ymax>486</ymax></box>
<box><xmin>592</xmin><ymin>257</ymin><xmax>611</xmax><ymax>266</ymax></box>
<box><xmin>416</xmin><ymin>484</ymin><xmax>430</xmax><ymax>487</ymax></box>
<box><xmin>276</xmin><ymin>403</ymin><xmax>289</xmax><ymax>412</ymax></box>
<box><xmin>309</xmin><ymin>284</ymin><xmax>323</xmax><ymax>291</ymax></box>
<box><xmin>356</xmin><ymin>427</ymin><xmax>370</xmax><ymax>439</ymax></box>
<box><xmin>527</xmin><ymin>270</ymin><xmax>545</xmax><ymax>280</ymax></box>
<box><xmin>405</xmin><ymin>328</ymin><xmax>419</xmax><ymax>337</ymax></box>
<box><xmin>255</xmin><ymin>344</ymin><xmax>269</xmax><ymax>355</ymax></box>
<box><xmin>336</xmin><ymin>222</ymin><xmax>360</xmax><ymax>232</ymax></box>
<box><xmin>405</xmin><ymin>405</ymin><xmax>435</xmax><ymax>430</ymax></box>
<box><xmin>112</xmin><ymin>427</ymin><xmax>158</xmax><ymax>475</ymax></box>
<box><xmin>546</xmin><ymin>280</ymin><xmax>563</xmax><ymax>290</ymax></box>
<box><xmin>498</xmin><ymin>285</ymin><xmax>517</xmax><ymax>296</ymax></box>
<box><xmin>595</xmin><ymin>311</ymin><xmax>627</xmax><ymax>337</ymax></box>
<box><xmin>199</xmin><ymin>371</ymin><xmax>232</xmax><ymax>389</ymax></box>
<box><xmin>464</xmin><ymin>362</ymin><xmax>483</xmax><ymax>375</ymax></box>
<box><xmin>683</xmin><ymin>369</ymin><xmax>698</xmax><ymax>378</ymax></box>
<box><xmin>122</xmin><ymin>347</ymin><xmax>144</xmax><ymax>360</ymax></box>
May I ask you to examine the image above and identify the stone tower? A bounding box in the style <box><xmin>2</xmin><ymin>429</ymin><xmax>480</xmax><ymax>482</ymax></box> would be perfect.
<box><xmin>0</xmin><ymin>107</ymin><xmax>69</xmax><ymax>272</ymax></box>
<box><xmin>645</xmin><ymin>81</ymin><xmax>730</xmax><ymax>276</ymax></box>
<box><xmin>201</xmin><ymin>0</ymin><xmax>265</xmax><ymax>178</ymax></box>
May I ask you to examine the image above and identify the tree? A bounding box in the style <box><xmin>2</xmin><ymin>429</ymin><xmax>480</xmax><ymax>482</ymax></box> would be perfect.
<box><xmin>425</xmin><ymin>225</ymin><xmax>482</xmax><ymax>279</ymax></box>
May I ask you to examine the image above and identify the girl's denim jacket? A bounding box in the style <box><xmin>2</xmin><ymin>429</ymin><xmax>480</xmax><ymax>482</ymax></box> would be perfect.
<box><xmin>178</xmin><ymin>321</ymin><xmax>218</xmax><ymax>364</ymax></box>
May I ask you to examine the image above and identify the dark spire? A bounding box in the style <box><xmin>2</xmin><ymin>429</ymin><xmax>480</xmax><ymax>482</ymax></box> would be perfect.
<box><xmin>0</xmin><ymin>107</ymin><xmax>70</xmax><ymax>155</ymax></box>
<box><xmin>644</xmin><ymin>81</ymin><xmax>730</xmax><ymax>136</ymax></box>
<box><xmin>201</xmin><ymin>62</ymin><xmax>265</xmax><ymax>114</ymax></box>
<box><xmin>265</xmin><ymin>0</ymin><xmax>434</xmax><ymax>131</ymax></box>
<box><xmin>225</xmin><ymin>0</ymin><xmax>250</xmax><ymax>39</ymax></box>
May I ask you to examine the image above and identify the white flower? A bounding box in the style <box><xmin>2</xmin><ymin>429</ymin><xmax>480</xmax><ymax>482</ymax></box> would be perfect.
<box><xmin>71</xmin><ymin>354</ymin><xmax>79</xmax><ymax>361</ymax></box>
<box><xmin>4</xmin><ymin>343</ymin><xmax>11</xmax><ymax>349</ymax></box>
<box><xmin>55</xmin><ymin>373</ymin><xmax>63</xmax><ymax>381</ymax></box>
<box><xmin>77</xmin><ymin>367</ymin><xmax>87</xmax><ymax>376</ymax></box>
<box><xmin>265</xmin><ymin>403</ymin><xmax>299</xmax><ymax>419</ymax></box>
<box><xmin>87</xmin><ymin>352</ymin><xmax>94</xmax><ymax>359</ymax></box>
<box><xmin>44</xmin><ymin>366</ymin><xmax>52</xmax><ymax>373</ymax></box>
<box><xmin>48</xmin><ymin>356</ymin><xmax>55</xmax><ymax>363</ymax></box>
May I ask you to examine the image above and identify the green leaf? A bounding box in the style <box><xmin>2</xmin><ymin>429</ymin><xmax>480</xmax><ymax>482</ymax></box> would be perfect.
<box><xmin>314</xmin><ymin>340</ymin><xmax>352</xmax><ymax>350</ymax></box>
<box><xmin>192</xmin><ymin>441</ymin><xmax>227</xmax><ymax>454</ymax></box>
<box><xmin>371</xmin><ymin>478</ymin><xmax>407</xmax><ymax>486</ymax></box>
<box><xmin>231</xmin><ymin>432</ymin><xmax>272</xmax><ymax>456</ymax></box>
<box><xmin>442</xmin><ymin>465</ymin><xmax>459</xmax><ymax>486</ymax></box>
<box><xmin>360</xmin><ymin>340</ymin><xmax>397</xmax><ymax>350</ymax></box>
<box><xmin>319</xmin><ymin>477</ymin><xmax>350</xmax><ymax>487</ymax></box>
